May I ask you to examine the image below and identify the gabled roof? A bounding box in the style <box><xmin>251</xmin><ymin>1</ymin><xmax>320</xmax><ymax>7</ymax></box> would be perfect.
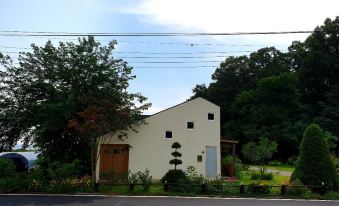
<box><xmin>143</xmin><ymin>97</ymin><xmax>219</xmax><ymax>120</ymax></box>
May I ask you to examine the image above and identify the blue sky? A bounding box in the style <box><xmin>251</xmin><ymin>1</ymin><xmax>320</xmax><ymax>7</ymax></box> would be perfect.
<box><xmin>1</xmin><ymin>0</ymin><xmax>338</xmax><ymax>114</ymax></box>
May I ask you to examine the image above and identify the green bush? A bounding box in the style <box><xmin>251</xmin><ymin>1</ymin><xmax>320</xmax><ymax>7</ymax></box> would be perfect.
<box><xmin>287</xmin><ymin>155</ymin><xmax>299</xmax><ymax>166</ymax></box>
<box><xmin>0</xmin><ymin>158</ymin><xmax>22</xmax><ymax>193</ymax></box>
<box><xmin>286</xmin><ymin>179</ymin><xmax>309</xmax><ymax>196</ymax></box>
<box><xmin>323</xmin><ymin>191</ymin><xmax>339</xmax><ymax>200</ymax></box>
<box><xmin>333</xmin><ymin>158</ymin><xmax>339</xmax><ymax>169</ymax></box>
<box><xmin>290</xmin><ymin>124</ymin><xmax>338</xmax><ymax>190</ymax></box>
<box><xmin>268</xmin><ymin>161</ymin><xmax>282</xmax><ymax>166</ymax></box>
<box><xmin>136</xmin><ymin>169</ymin><xmax>152</xmax><ymax>191</ymax></box>
<box><xmin>206</xmin><ymin>177</ymin><xmax>224</xmax><ymax>194</ymax></box>
<box><xmin>222</xmin><ymin>156</ymin><xmax>243</xmax><ymax>178</ymax></box>
<box><xmin>261</xmin><ymin>172</ymin><xmax>274</xmax><ymax>180</ymax></box>
<box><xmin>0</xmin><ymin>177</ymin><xmax>20</xmax><ymax>193</ymax></box>
<box><xmin>247</xmin><ymin>184</ymin><xmax>271</xmax><ymax>195</ymax></box>
<box><xmin>47</xmin><ymin>159</ymin><xmax>84</xmax><ymax>180</ymax></box>
<box><xmin>222</xmin><ymin>156</ymin><xmax>242</xmax><ymax>164</ymax></box>
<box><xmin>250</xmin><ymin>171</ymin><xmax>273</xmax><ymax>180</ymax></box>
<box><xmin>161</xmin><ymin>169</ymin><xmax>186</xmax><ymax>184</ymax></box>
<box><xmin>28</xmin><ymin>167</ymin><xmax>48</xmax><ymax>183</ymax></box>
<box><xmin>101</xmin><ymin>169</ymin><xmax>117</xmax><ymax>184</ymax></box>
<box><xmin>0</xmin><ymin>158</ymin><xmax>16</xmax><ymax>178</ymax></box>
<box><xmin>185</xmin><ymin>166</ymin><xmax>205</xmax><ymax>184</ymax></box>
<box><xmin>128</xmin><ymin>170</ymin><xmax>138</xmax><ymax>184</ymax></box>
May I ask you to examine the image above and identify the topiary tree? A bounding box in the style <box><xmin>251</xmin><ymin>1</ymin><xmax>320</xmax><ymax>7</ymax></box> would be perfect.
<box><xmin>169</xmin><ymin>142</ymin><xmax>182</xmax><ymax>170</ymax></box>
<box><xmin>290</xmin><ymin>124</ymin><xmax>338</xmax><ymax>190</ymax></box>
<box><xmin>161</xmin><ymin>142</ymin><xmax>185</xmax><ymax>184</ymax></box>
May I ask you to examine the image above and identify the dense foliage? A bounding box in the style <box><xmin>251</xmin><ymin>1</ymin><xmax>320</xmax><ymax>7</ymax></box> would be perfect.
<box><xmin>242</xmin><ymin>138</ymin><xmax>277</xmax><ymax>171</ymax></box>
<box><xmin>0</xmin><ymin>37</ymin><xmax>150</xmax><ymax>172</ymax></box>
<box><xmin>161</xmin><ymin>169</ymin><xmax>186</xmax><ymax>184</ymax></box>
<box><xmin>192</xmin><ymin>17</ymin><xmax>339</xmax><ymax>159</ymax></box>
<box><xmin>290</xmin><ymin>124</ymin><xmax>338</xmax><ymax>190</ymax></box>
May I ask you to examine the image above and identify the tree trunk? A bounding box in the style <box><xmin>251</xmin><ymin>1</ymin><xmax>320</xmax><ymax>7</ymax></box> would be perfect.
<box><xmin>91</xmin><ymin>144</ymin><xmax>97</xmax><ymax>191</ymax></box>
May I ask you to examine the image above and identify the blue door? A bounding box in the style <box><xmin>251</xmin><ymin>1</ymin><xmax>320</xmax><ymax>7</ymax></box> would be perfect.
<box><xmin>206</xmin><ymin>146</ymin><xmax>217</xmax><ymax>178</ymax></box>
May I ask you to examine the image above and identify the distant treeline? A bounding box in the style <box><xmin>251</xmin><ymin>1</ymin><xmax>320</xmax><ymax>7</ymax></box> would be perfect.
<box><xmin>192</xmin><ymin>17</ymin><xmax>339</xmax><ymax>159</ymax></box>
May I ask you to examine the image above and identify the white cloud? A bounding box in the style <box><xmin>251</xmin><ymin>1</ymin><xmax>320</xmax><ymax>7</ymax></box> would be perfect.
<box><xmin>128</xmin><ymin>0</ymin><xmax>339</xmax><ymax>31</ymax></box>
<box><xmin>123</xmin><ymin>0</ymin><xmax>339</xmax><ymax>44</ymax></box>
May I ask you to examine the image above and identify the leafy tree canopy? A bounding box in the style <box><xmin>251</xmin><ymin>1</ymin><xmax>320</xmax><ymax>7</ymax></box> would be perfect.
<box><xmin>0</xmin><ymin>37</ymin><xmax>150</xmax><ymax>170</ymax></box>
<box><xmin>192</xmin><ymin>17</ymin><xmax>339</xmax><ymax>159</ymax></box>
<box><xmin>242</xmin><ymin>137</ymin><xmax>277</xmax><ymax>174</ymax></box>
<box><xmin>225</xmin><ymin>73</ymin><xmax>304</xmax><ymax>158</ymax></box>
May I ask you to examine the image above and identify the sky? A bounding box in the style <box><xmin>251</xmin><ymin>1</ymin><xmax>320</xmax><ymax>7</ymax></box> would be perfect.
<box><xmin>1</xmin><ymin>0</ymin><xmax>338</xmax><ymax>114</ymax></box>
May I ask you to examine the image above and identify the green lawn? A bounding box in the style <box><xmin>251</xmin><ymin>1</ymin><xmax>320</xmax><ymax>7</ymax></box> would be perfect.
<box><xmin>238</xmin><ymin>171</ymin><xmax>290</xmax><ymax>185</ymax></box>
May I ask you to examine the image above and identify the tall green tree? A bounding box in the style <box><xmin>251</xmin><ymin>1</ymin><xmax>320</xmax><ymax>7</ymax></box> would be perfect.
<box><xmin>315</xmin><ymin>84</ymin><xmax>339</xmax><ymax>155</ymax></box>
<box><xmin>288</xmin><ymin>17</ymin><xmax>339</xmax><ymax>118</ymax></box>
<box><xmin>290</xmin><ymin>124</ymin><xmax>338</xmax><ymax>190</ymax></box>
<box><xmin>192</xmin><ymin>47</ymin><xmax>289</xmax><ymax>134</ymax></box>
<box><xmin>0</xmin><ymin>37</ymin><xmax>150</xmax><ymax>174</ymax></box>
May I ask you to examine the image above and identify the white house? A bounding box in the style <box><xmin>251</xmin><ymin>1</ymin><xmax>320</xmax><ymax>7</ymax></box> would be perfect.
<box><xmin>96</xmin><ymin>97</ymin><xmax>221</xmax><ymax>181</ymax></box>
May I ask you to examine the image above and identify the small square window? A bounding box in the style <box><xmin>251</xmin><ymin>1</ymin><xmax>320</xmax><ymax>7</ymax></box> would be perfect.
<box><xmin>208</xmin><ymin>113</ymin><xmax>215</xmax><ymax>120</ymax></box>
<box><xmin>197</xmin><ymin>155</ymin><xmax>202</xmax><ymax>162</ymax></box>
<box><xmin>165</xmin><ymin>131</ymin><xmax>172</xmax><ymax>139</ymax></box>
<box><xmin>187</xmin><ymin>122</ymin><xmax>194</xmax><ymax>129</ymax></box>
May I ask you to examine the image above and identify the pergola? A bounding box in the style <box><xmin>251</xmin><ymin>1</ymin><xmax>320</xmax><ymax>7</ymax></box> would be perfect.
<box><xmin>220</xmin><ymin>138</ymin><xmax>239</xmax><ymax>178</ymax></box>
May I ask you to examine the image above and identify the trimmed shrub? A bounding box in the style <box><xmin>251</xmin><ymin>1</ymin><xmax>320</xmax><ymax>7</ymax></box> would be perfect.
<box><xmin>290</xmin><ymin>124</ymin><xmax>338</xmax><ymax>190</ymax></box>
<box><xmin>268</xmin><ymin>161</ymin><xmax>282</xmax><ymax>166</ymax></box>
<box><xmin>169</xmin><ymin>142</ymin><xmax>182</xmax><ymax>170</ymax></box>
<box><xmin>161</xmin><ymin>169</ymin><xmax>186</xmax><ymax>184</ymax></box>
<box><xmin>250</xmin><ymin>171</ymin><xmax>273</xmax><ymax>180</ymax></box>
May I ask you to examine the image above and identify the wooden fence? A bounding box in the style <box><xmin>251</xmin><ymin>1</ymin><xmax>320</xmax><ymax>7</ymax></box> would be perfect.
<box><xmin>96</xmin><ymin>182</ymin><xmax>326</xmax><ymax>196</ymax></box>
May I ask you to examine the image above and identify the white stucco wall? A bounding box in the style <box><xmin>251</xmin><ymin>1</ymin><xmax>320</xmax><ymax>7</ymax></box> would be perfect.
<box><xmin>96</xmin><ymin>97</ymin><xmax>220</xmax><ymax>180</ymax></box>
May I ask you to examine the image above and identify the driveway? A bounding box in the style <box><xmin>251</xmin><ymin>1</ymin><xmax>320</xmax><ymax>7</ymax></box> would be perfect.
<box><xmin>0</xmin><ymin>195</ymin><xmax>338</xmax><ymax>206</ymax></box>
<box><xmin>249</xmin><ymin>166</ymin><xmax>292</xmax><ymax>176</ymax></box>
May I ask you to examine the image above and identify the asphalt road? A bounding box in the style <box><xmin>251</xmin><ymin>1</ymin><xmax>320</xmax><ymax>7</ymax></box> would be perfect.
<box><xmin>1</xmin><ymin>195</ymin><xmax>338</xmax><ymax>206</ymax></box>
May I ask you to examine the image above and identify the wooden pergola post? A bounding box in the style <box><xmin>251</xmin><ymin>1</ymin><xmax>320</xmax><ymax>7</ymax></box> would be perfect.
<box><xmin>220</xmin><ymin>138</ymin><xmax>239</xmax><ymax>179</ymax></box>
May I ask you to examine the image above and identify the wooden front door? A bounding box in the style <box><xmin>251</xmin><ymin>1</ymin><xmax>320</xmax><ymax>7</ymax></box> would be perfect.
<box><xmin>99</xmin><ymin>144</ymin><xmax>129</xmax><ymax>180</ymax></box>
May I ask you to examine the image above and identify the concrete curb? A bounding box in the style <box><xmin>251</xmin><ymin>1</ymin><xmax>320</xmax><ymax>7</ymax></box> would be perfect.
<box><xmin>0</xmin><ymin>193</ymin><xmax>338</xmax><ymax>202</ymax></box>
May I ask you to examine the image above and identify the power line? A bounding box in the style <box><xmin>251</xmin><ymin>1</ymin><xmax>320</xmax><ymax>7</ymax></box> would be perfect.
<box><xmin>117</xmin><ymin>53</ymin><xmax>250</xmax><ymax>58</ymax></box>
<box><xmin>134</xmin><ymin>66</ymin><xmax>218</xmax><ymax>68</ymax></box>
<box><xmin>0</xmin><ymin>31</ymin><xmax>314</xmax><ymax>37</ymax></box>
<box><xmin>2</xmin><ymin>54</ymin><xmax>246</xmax><ymax>59</ymax></box>
<box><xmin>128</xmin><ymin>61</ymin><xmax>221</xmax><ymax>63</ymax></box>
<box><xmin>0</xmin><ymin>48</ymin><xmax>257</xmax><ymax>55</ymax></box>
<box><xmin>0</xmin><ymin>36</ymin><xmax>287</xmax><ymax>47</ymax></box>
